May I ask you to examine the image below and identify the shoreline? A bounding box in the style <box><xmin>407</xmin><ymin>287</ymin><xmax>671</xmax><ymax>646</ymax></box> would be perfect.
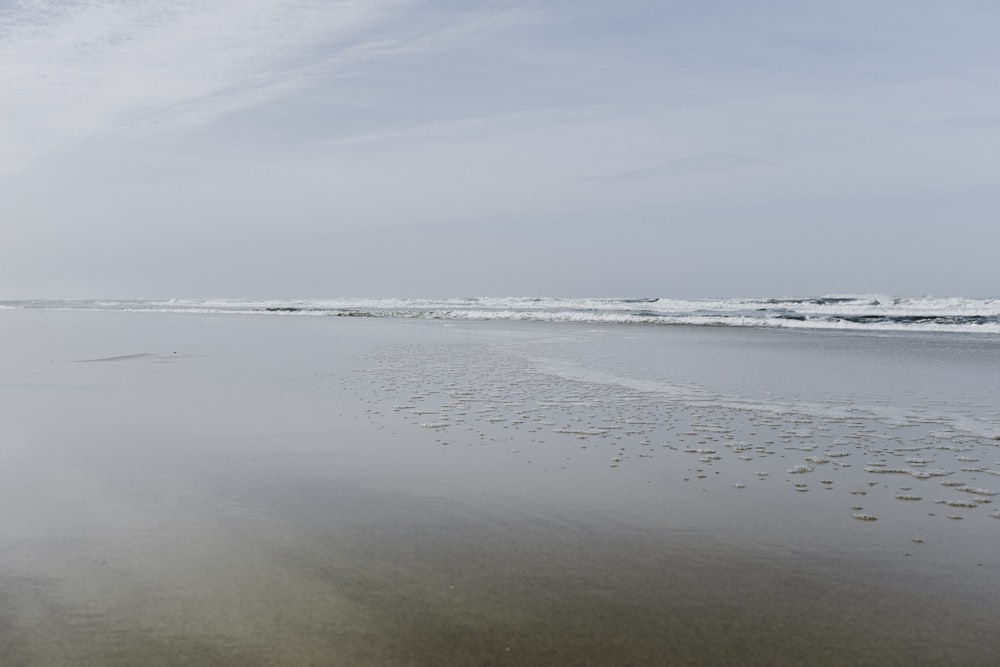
<box><xmin>1</xmin><ymin>309</ymin><xmax>998</xmax><ymax>665</ymax></box>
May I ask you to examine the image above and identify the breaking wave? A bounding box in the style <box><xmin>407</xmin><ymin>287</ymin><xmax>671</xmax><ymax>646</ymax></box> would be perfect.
<box><xmin>3</xmin><ymin>295</ymin><xmax>999</xmax><ymax>334</ymax></box>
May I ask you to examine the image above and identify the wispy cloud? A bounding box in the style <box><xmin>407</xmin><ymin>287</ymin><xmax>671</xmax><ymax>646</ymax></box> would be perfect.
<box><xmin>324</xmin><ymin>105</ymin><xmax>617</xmax><ymax>148</ymax></box>
<box><xmin>588</xmin><ymin>152</ymin><xmax>766</xmax><ymax>183</ymax></box>
<box><xmin>0</xmin><ymin>0</ymin><xmax>523</xmax><ymax>174</ymax></box>
<box><xmin>339</xmin><ymin>3</ymin><xmax>536</xmax><ymax>62</ymax></box>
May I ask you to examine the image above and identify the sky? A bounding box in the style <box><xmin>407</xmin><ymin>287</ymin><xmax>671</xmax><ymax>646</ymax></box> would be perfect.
<box><xmin>2</xmin><ymin>0</ymin><xmax>999</xmax><ymax>299</ymax></box>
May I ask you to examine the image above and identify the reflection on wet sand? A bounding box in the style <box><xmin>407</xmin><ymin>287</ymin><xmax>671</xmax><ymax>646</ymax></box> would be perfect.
<box><xmin>1</xmin><ymin>310</ymin><xmax>998</xmax><ymax>665</ymax></box>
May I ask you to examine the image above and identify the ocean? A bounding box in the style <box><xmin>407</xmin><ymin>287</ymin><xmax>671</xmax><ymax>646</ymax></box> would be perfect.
<box><xmin>0</xmin><ymin>300</ymin><xmax>998</xmax><ymax>665</ymax></box>
<box><xmin>4</xmin><ymin>294</ymin><xmax>1000</xmax><ymax>334</ymax></box>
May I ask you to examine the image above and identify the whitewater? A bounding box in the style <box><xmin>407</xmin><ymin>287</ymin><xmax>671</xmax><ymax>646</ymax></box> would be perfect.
<box><xmin>2</xmin><ymin>295</ymin><xmax>999</xmax><ymax>335</ymax></box>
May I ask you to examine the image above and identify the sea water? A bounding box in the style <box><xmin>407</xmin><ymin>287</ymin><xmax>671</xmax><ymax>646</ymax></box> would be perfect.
<box><xmin>4</xmin><ymin>294</ymin><xmax>1000</xmax><ymax>333</ymax></box>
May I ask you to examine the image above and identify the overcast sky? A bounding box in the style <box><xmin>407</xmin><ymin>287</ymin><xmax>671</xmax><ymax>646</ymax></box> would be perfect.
<box><xmin>2</xmin><ymin>0</ymin><xmax>999</xmax><ymax>298</ymax></box>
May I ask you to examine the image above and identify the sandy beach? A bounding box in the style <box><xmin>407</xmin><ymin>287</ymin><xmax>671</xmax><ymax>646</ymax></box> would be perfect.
<box><xmin>1</xmin><ymin>308</ymin><xmax>998</xmax><ymax>666</ymax></box>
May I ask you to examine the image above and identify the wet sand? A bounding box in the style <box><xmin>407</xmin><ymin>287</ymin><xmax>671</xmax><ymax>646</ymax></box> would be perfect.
<box><xmin>1</xmin><ymin>309</ymin><xmax>999</xmax><ymax>665</ymax></box>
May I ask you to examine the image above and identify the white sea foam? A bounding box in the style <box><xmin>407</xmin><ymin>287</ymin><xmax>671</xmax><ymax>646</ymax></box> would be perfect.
<box><xmin>2</xmin><ymin>295</ymin><xmax>999</xmax><ymax>334</ymax></box>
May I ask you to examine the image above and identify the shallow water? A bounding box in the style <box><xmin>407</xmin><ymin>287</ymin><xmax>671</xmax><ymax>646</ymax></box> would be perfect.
<box><xmin>1</xmin><ymin>310</ymin><xmax>998</xmax><ymax>665</ymax></box>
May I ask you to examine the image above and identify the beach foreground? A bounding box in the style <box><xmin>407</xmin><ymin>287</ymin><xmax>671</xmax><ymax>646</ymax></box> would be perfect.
<box><xmin>1</xmin><ymin>309</ymin><xmax>998</xmax><ymax>666</ymax></box>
